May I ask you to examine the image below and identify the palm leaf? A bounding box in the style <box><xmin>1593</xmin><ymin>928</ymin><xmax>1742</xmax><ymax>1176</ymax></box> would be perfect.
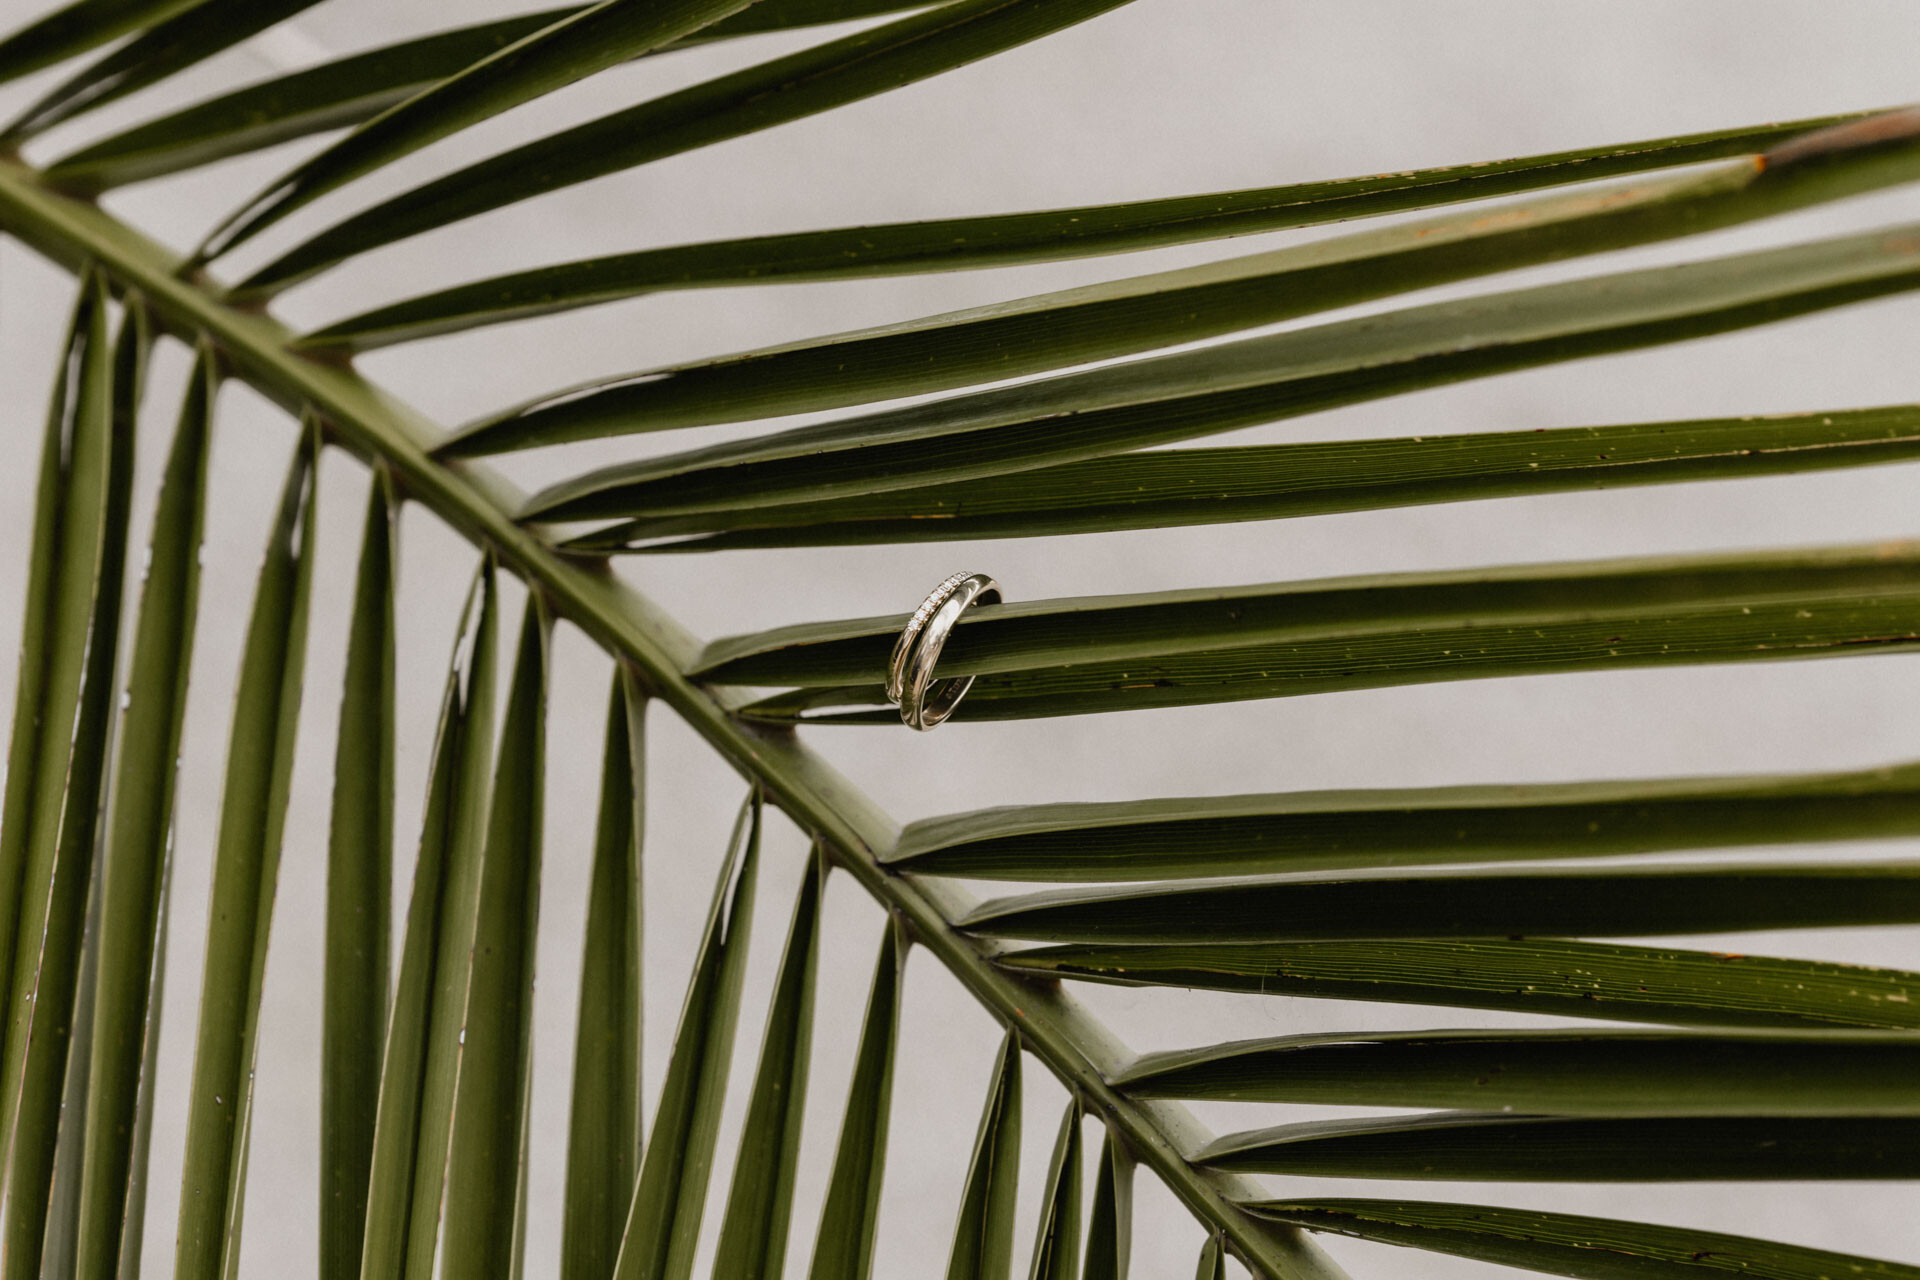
<box><xmin>453</xmin><ymin>111</ymin><xmax>1920</xmax><ymax>455</ymax></box>
<box><xmin>1</xmin><ymin>0</ymin><xmax>326</xmax><ymax>140</ymax></box>
<box><xmin>1204</xmin><ymin>1113</ymin><xmax>1920</xmax><ymax>1182</ymax></box>
<box><xmin>73</xmin><ymin>340</ymin><xmax>210</xmax><ymax>1280</ymax></box>
<box><xmin>1249</xmin><ymin>1201</ymin><xmax>1920</xmax><ymax>1280</ymax></box>
<box><xmin>561</xmin><ymin>669</ymin><xmax>646</xmax><ymax>1280</ymax></box>
<box><xmin>220</xmin><ymin>0</ymin><xmax>1143</xmax><ymax>292</ymax></box>
<box><xmin>522</xmin><ymin>217</ymin><xmax>1920</xmax><ymax>519</ymax></box>
<box><xmin>1119</xmin><ymin>1029</ymin><xmax>1920</xmax><ymax>1115</ymax></box>
<box><xmin>611</xmin><ymin>793</ymin><xmax>759</xmax><ymax>1280</ymax></box>
<box><xmin>568</xmin><ymin>403</ymin><xmax>1920</xmax><ymax>552</ymax></box>
<box><xmin>41</xmin><ymin>1</ymin><xmax>930</xmax><ymax>193</ymax></box>
<box><xmin>3</xmin><ymin>5</ymin><xmax>1919</xmax><ymax>1279</ymax></box>
<box><xmin>319</xmin><ymin>467</ymin><xmax>395</xmax><ymax>1279</ymax></box>
<box><xmin>945</xmin><ymin>1028</ymin><xmax>1023</xmax><ymax>1280</ymax></box>
<box><xmin>173</xmin><ymin>424</ymin><xmax>318</xmax><ymax>1280</ymax></box>
<box><xmin>1001</xmin><ymin>939</ymin><xmax>1920</xmax><ymax>1030</ymax></box>
<box><xmin>359</xmin><ymin>576</ymin><xmax>491</xmax><ymax>1279</ymax></box>
<box><xmin>709</xmin><ymin>844</ymin><xmax>823</xmax><ymax>1280</ymax></box>
<box><xmin>0</xmin><ymin>276</ymin><xmax>139</xmax><ymax>1277</ymax></box>
<box><xmin>807</xmin><ymin>921</ymin><xmax>907</xmax><ymax>1280</ymax></box>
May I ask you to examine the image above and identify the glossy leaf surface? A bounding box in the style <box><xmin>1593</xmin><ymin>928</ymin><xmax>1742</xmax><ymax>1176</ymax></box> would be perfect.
<box><xmin>173</xmin><ymin>427</ymin><xmax>319</xmax><ymax>1280</ymax></box>
<box><xmin>1122</xmin><ymin>1028</ymin><xmax>1920</xmax><ymax>1115</ymax></box>
<box><xmin>808</xmin><ymin>923</ymin><xmax>906</xmax><ymax>1280</ymax></box>
<box><xmin>456</xmin><ymin>112</ymin><xmax>1920</xmax><ymax>453</ymax></box>
<box><xmin>236</xmin><ymin>0</ymin><xmax>1142</xmax><ymax>292</ymax></box>
<box><xmin>1001</xmin><ymin>938</ymin><xmax>1920</xmax><ymax>1030</ymax></box>
<box><xmin>944</xmin><ymin>1028</ymin><xmax>1023</xmax><ymax>1280</ymax></box>
<box><xmin>562</xmin><ymin>670</ymin><xmax>646</xmax><ymax>1280</ymax></box>
<box><xmin>1252</xmin><ymin>1200</ymin><xmax>1920</xmax><ymax>1280</ymax></box>
<box><xmin>710</xmin><ymin>848</ymin><xmax>823</xmax><ymax>1280</ymax></box>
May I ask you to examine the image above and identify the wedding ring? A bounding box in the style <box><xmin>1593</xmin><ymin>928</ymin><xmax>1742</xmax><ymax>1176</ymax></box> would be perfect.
<box><xmin>887</xmin><ymin>572</ymin><xmax>1001</xmax><ymax>730</ymax></box>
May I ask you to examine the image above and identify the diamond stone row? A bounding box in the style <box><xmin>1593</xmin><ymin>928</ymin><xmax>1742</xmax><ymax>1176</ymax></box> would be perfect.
<box><xmin>890</xmin><ymin>571</ymin><xmax>974</xmax><ymax>702</ymax></box>
<box><xmin>910</xmin><ymin>571</ymin><xmax>973</xmax><ymax>630</ymax></box>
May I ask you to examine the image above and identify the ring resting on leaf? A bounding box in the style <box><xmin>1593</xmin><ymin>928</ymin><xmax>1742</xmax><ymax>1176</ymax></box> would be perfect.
<box><xmin>886</xmin><ymin>572</ymin><xmax>1002</xmax><ymax>730</ymax></box>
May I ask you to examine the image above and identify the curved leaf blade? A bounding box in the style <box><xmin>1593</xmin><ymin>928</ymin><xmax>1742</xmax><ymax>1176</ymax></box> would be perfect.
<box><xmin>571</xmin><ymin>403</ymin><xmax>1920</xmax><ymax>553</ymax></box>
<box><xmin>309</xmin><ymin>106</ymin><xmax>1891</xmax><ymax>355</ymax></box>
<box><xmin>1001</xmin><ymin>938</ymin><xmax>1920</xmax><ymax>1030</ymax></box>
<box><xmin>453</xmin><ymin>112</ymin><xmax>1920</xmax><ymax>453</ymax></box>
<box><xmin>962</xmin><ymin>862</ymin><xmax>1920</xmax><ymax>944</ymax></box>
<box><xmin>610</xmin><ymin>793</ymin><xmax>760</xmax><ymax>1280</ymax></box>
<box><xmin>722</xmin><ymin>540</ymin><xmax>1920</xmax><ymax>722</ymax></box>
<box><xmin>700</xmin><ymin>541</ymin><xmax>1920</xmax><ymax>686</ymax></box>
<box><xmin>562</xmin><ymin>669</ymin><xmax>646</xmax><ymax>1280</ymax></box>
<box><xmin>43</xmin><ymin>2</ymin><xmax>929</xmax><ymax>193</ymax></box>
<box><xmin>42</xmin><ymin>8</ymin><xmax>580</xmax><ymax>194</ymax></box>
<box><xmin>440</xmin><ymin>601</ymin><xmax>550</xmax><ymax>1280</ymax></box>
<box><xmin>357</xmin><ymin>576</ymin><xmax>489</xmax><ymax>1280</ymax></box>
<box><xmin>710</xmin><ymin>846</ymin><xmax>825</xmax><ymax>1280</ymax></box>
<box><xmin>2</xmin><ymin>0</ymin><xmax>325</xmax><ymax>141</ymax></box>
<box><xmin>0</xmin><ymin>287</ymin><xmax>140</xmax><ymax>1278</ymax></box>
<box><xmin>944</xmin><ymin>1026</ymin><xmax>1023</xmax><ymax>1280</ymax></box>
<box><xmin>807</xmin><ymin>922</ymin><xmax>906</xmax><ymax>1280</ymax></box>
<box><xmin>234</xmin><ymin>0</ymin><xmax>1142</xmax><ymax>293</ymax></box>
<box><xmin>74</xmin><ymin>340</ymin><xmax>213</xmax><ymax>1280</ymax></box>
<box><xmin>1121</xmin><ymin>1028</ymin><xmax>1920</xmax><ymax>1116</ymax></box>
<box><xmin>1026</xmin><ymin>1101</ymin><xmax>1082</xmax><ymax>1280</ymax></box>
<box><xmin>1203</xmin><ymin>1112</ymin><xmax>1920</xmax><ymax>1181</ymax></box>
<box><xmin>525</xmin><ymin>216</ymin><xmax>1920</xmax><ymax>522</ymax></box>
<box><xmin>1194</xmin><ymin>1234</ymin><xmax>1224</xmax><ymax>1280</ymax></box>
<box><xmin>1249</xmin><ymin>1199</ymin><xmax>1920</xmax><ymax>1280</ymax></box>
<box><xmin>0</xmin><ymin>271</ymin><xmax>111</xmax><ymax>1083</ymax></box>
<box><xmin>173</xmin><ymin>425</ymin><xmax>320</xmax><ymax>1280</ymax></box>
<box><xmin>197</xmin><ymin>0</ymin><xmax>762</xmax><ymax>263</ymax></box>
<box><xmin>399</xmin><ymin>562</ymin><xmax>501</xmax><ymax>1280</ymax></box>
<box><xmin>0</xmin><ymin>0</ymin><xmax>202</xmax><ymax>85</ymax></box>
<box><xmin>888</xmin><ymin>761</ymin><xmax>1920</xmax><ymax>881</ymax></box>
<box><xmin>1080</xmin><ymin>1128</ymin><xmax>1131</xmax><ymax>1280</ymax></box>
<box><xmin>319</xmin><ymin>468</ymin><xmax>396</xmax><ymax>1280</ymax></box>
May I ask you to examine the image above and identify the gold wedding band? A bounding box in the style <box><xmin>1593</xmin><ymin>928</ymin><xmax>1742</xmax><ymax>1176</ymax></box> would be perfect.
<box><xmin>887</xmin><ymin>572</ymin><xmax>1001</xmax><ymax>730</ymax></box>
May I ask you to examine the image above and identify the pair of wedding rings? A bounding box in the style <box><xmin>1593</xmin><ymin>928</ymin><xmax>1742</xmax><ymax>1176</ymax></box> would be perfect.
<box><xmin>886</xmin><ymin>571</ymin><xmax>1001</xmax><ymax>730</ymax></box>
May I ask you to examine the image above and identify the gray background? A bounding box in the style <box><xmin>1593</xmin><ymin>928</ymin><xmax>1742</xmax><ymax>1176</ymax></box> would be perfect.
<box><xmin>5</xmin><ymin>2</ymin><xmax>1920</xmax><ymax>1275</ymax></box>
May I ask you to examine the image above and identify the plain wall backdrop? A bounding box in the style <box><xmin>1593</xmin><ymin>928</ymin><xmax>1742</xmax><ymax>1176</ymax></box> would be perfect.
<box><xmin>4</xmin><ymin>3</ymin><xmax>1920</xmax><ymax>1276</ymax></box>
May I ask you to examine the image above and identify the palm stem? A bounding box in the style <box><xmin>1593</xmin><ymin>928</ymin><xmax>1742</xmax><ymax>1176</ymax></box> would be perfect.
<box><xmin>0</xmin><ymin>155</ymin><xmax>1345</xmax><ymax>1280</ymax></box>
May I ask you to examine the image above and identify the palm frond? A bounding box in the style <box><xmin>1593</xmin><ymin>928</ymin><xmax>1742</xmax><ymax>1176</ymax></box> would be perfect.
<box><xmin>2</xmin><ymin>4</ymin><xmax>1919</xmax><ymax>1279</ymax></box>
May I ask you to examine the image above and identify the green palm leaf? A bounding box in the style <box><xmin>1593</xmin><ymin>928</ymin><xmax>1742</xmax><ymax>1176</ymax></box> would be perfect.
<box><xmin>1249</xmin><ymin>1201</ymin><xmax>1920</xmax><ymax>1280</ymax></box>
<box><xmin>710</xmin><ymin>846</ymin><xmax>823</xmax><ymax>1280</ymax></box>
<box><xmin>1120</xmin><ymin>1029</ymin><xmax>1920</xmax><ymax>1115</ymax></box>
<box><xmin>173</xmin><ymin>425</ymin><xmax>319</xmax><ymax>1280</ymax></box>
<box><xmin>359</xmin><ymin>577</ymin><xmax>492</xmax><ymax>1279</ymax></box>
<box><xmin>73</xmin><ymin>340</ymin><xmax>211</xmax><ymax>1280</ymax></box>
<box><xmin>611</xmin><ymin>794</ymin><xmax>759</xmax><ymax>1280</ymax></box>
<box><xmin>1</xmin><ymin>0</ymin><xmax>325</xmax><ymax>140</ymax></box>
<box><xmin>945</xmin><ymin>1028</ymin><xmax>1023</xmax><ymax>1280</ymax></box>
<box><xmin>1026</xmin><ymin>1101</ymin><xmax>1084</xmax><ymax>1280</ymax></box>
<box><xmin>42</xmin><ymin>1</ymin><xmax>930</xmax><ymax>193</ymax></box>
<box><xmin>320</xmin><ymin>468</ymin><xmax>395</xmax><ymax>1280</ymax></box>
<box><xmin>1001</xmin><ymin>939</ymin><xmax>1920</xmax><ymax>1030</ymax></box>
<box><xmin>561</xmin><ymin>669</ymin><xmax>645</xmax><ymax>1280</ymax></box>
<box><xmin>961</xmin><ymin>862</ymin><xmax>1920</xmax><ymax>943</ymax></box>
<box><xmin>3</xmin><ymin>4</ymin><xmax>1919</xmax><ymax>1278</ymax></box>
<box><xmin>1204</xmin><ymin>1113</ymin><xmax>1920</xmax><ymax>1182</ymax></box>
<box><xmin>807</xmin><ymin>922</ymin><xmax>906</xmax><ymax>1280</ymax></box>
<box><xmin>223</xmin><ymin>0</ymin><xmax>1142</xmax><ymax>293</ymax></box>
<box><xmin>523</xmin><ymin>218</ymin><xmax>1920</xmax><ymax>520</ymax></box>
<box><xmin>0</xmin><ymin>277</ymin><xmax>139</xmax><ymax>1278</ymax></box>
<box><xmin>0</xmin><ymin>0</ymin><xmax>203</xmax><ymax>85</ymax></box>
<box><xmin>568</xmin><ymin>403</ymin><xmax>1920</xmax><ymax>552</ymax></box>
<box><xmin>452</xmin><ymin>111</ymin><xmax>1920</xmax><ymax>456</ymax></box>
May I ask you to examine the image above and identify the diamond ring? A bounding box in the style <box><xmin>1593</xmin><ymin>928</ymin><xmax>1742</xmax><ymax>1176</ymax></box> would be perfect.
<box><xmin>887</xmin><ymin>572</ymin><xmax>1002</xmax><ymax>730</ymax></box>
